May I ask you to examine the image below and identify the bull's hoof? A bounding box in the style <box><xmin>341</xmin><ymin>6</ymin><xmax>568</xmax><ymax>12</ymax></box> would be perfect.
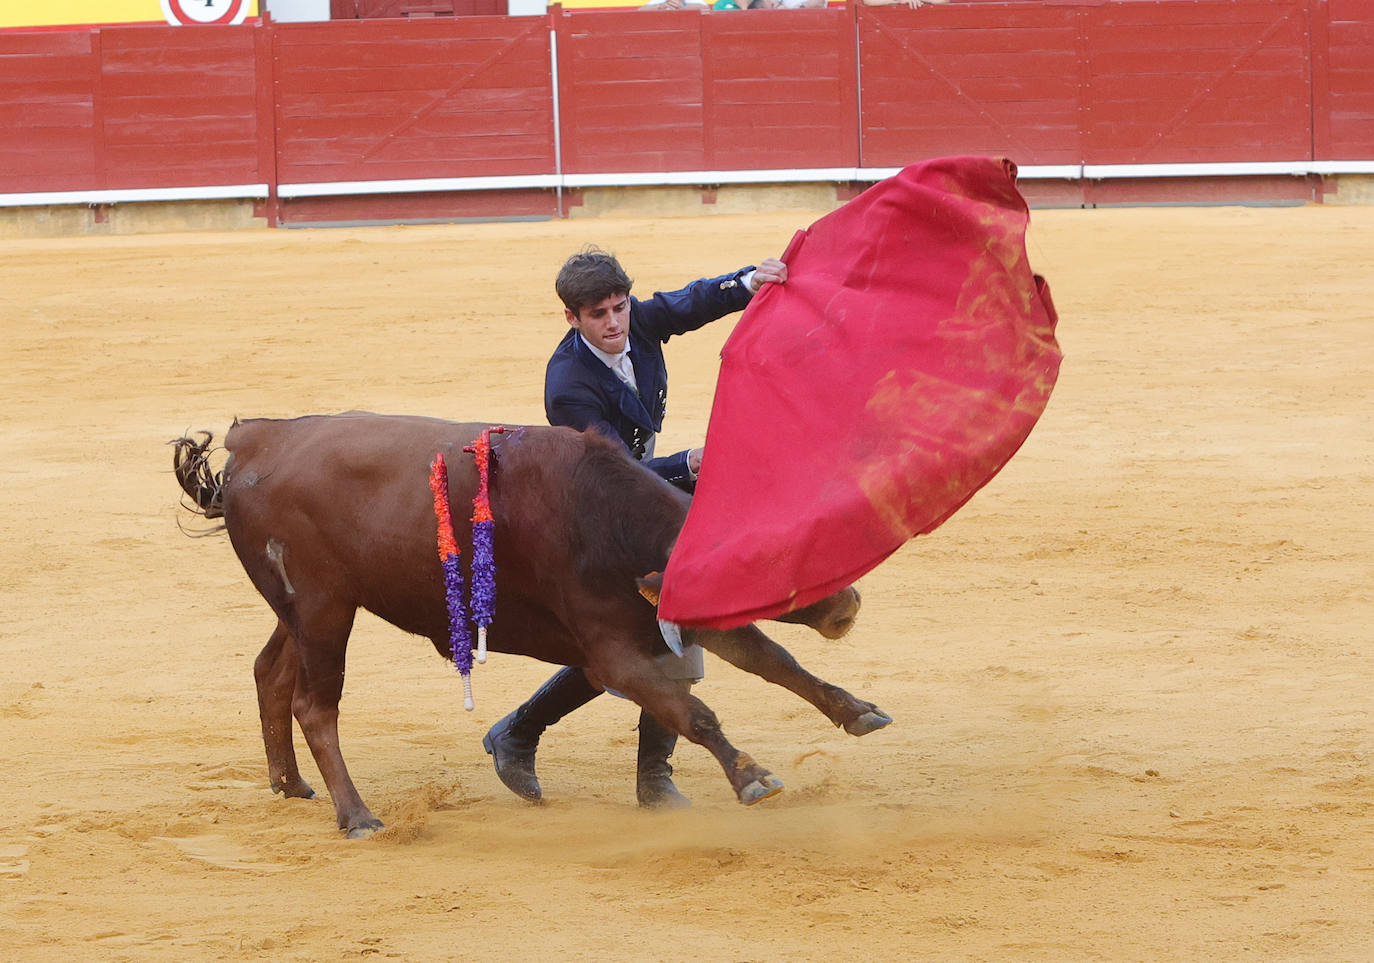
<box><xmin>272</xmin><ymin>777</ymin><xmax>316</xmax><ymax>799</ymax></box>
<box><xmin>738</xmin><ymin>775</ymin><xmax>784</xmax><ymax>806</ymax></box>
<box><xmin>345</xmin><ymin>818</ymin><xmax>385</xmax><ymax>839</ymax></box>
<box><xmin>843</xmin><ymin>709</ymin><xmax>893</xmax><ymax>736</ymax></box>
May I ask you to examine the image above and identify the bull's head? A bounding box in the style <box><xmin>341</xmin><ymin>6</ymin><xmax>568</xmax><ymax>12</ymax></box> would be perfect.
<box><xmin>635</xmin><ymin>572</ymin><xmax>860</xmax><ymax>640</ymax></box>
<box><xmin>772</xmin><ymin>586</ymin><xmax>861</xmax><ymax>640</ymax></box>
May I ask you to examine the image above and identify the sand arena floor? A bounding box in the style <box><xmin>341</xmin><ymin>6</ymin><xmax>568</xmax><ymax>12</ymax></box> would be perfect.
<box><xmin>1</xmin><ymin>202</ymin><xmax>1371</xmax><ymax>960</ymax></box>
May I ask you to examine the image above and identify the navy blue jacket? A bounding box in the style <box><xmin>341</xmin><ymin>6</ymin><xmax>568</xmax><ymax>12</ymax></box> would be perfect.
<box><xmin>544</xmin><ymin>268</ymin><xmax>756</xmax><ymax>490</ymax></box>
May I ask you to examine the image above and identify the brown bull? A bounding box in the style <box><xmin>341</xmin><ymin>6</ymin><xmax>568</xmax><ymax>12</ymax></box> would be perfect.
<box><xmin>172</xmin><ymin>412</ymin><xmax>891</xmax><ymax>837</ymax></box>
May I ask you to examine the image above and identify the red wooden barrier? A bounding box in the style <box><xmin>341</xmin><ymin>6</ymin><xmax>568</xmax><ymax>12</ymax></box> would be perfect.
<box><xmin>556</xmin><ymin>10</ymin><xmax>709</xmax><ymax>173</ymax></box>
<box><xmin>857</xmin><ymin>3</ymin><xmax>1082</xmax><ymax>168</ymax></box>
<box><xmin>700</xmin><ymin>8</ymin><xmax>858</xmax><ymax>171</ymax></box>
<box><xmin>1318</xmin><ymin>0</ymin><xmax>1374</xmax><ymax>159</ymax></box>
<box><xmin>0</xmin><ymin>26</ymin><xmax>261</xmax><ymax>195</ymax></box>
<box><xmin>273</xmin><ymin>16</ymin><xmax>554</xmax><ymax>185</ymax></box>
<box><xmin>1080</xmin><ymin>0</ymin><xmax>1311</xmax><ymax>165</ymax></box>
<box><xmin>99</xmin><ymin>26</ymin><xmax>261</xmax><ymax>189</ymax></box>
<box><xmin>0</xmin><ymin>31</ymin><xmax>99</xmax><ymax>193</ymax></box>
<box><xmin>859</xmin><ymin>0</ymin><xmax>1313</xmax><ymax>169</ymax></box>
<box><xmin>556</xmin><ymin>8</ymin><xmax>858</xmax><ymax>175</ymax></box>
<box><xmin>1</xmin><ymin>2</ymin><xmax>1371</xmax><ymax>212</ymax></box>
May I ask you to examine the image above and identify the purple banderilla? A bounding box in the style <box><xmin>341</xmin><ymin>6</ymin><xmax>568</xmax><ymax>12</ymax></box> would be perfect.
<box><xmin>463</xmin><ymin>426</ymin><xmax>506</xmax><ymax>664</ymax></box>
<box><xmin>428</xmin><ymin>451</ymin><xmax>475</xmax><ymax>710</ymax></box>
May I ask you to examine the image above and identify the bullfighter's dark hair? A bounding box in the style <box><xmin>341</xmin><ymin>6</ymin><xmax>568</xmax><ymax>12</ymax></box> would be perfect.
<box><xmin>555</xmin><ymin>245</ymin><xmax>634</xmax><ymax>316</ymax></box>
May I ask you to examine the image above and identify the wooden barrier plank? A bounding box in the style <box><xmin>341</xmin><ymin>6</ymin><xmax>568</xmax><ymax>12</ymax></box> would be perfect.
<box><xmin>0</xmin><ymin>100</ymin><xmax>92</xmax><ymax>126</ymax></box>
<box><xmin>275</xmin><ymin>15</ymin><xmax>554</xmax><ymax>183</ymax></box>
<box><xmin>0</xmin><ymin>77</ymin><xmax>99</xmax><ymax>101</ymax></box>
<box><xmin>0</xmin><ymin>160</ymin><xmax>98</xmax><ymax>192</ymax></box>
<box><xmin>1323</xmin><ymin>0</ymin><xmax>1374</xmax><ymax>157</ymax></box>
<box><xmin>277</xmin><ymin>62</ymin><xmax>545</xmax><ymax>96</ymax></box>
<box><xmin>282</xmin><ymin>14</ymin><xmax>517</xmax><ymax>44</ymax></box>
<box><xmin>1082</xmin><ymin>0</ymin><xmax>1311</xmax><ymax>164</ymax></box>
<box><xmin>278</xmin><ymin>88</ymin><xmax>543</xmax><ymax>117</ymax></box>
<box><xmin>274</xmin><ymin>25</ymin><xmax>552</xmax><ymax>66</ymax></box>
<box><xmin>0</xmin><ymin>127</ymin><xmax>94</xmax><ymax>156</ymax></box>
<box><xmin>284</xmin><ymin>132</ymin><xmax>557</xmax><ymax>165</ymax></box>
<box><xmin>280</xmin><ymin>109</ymin><xmax>550</xmax><ymax>143</ymax></box>
<box><xmin>99</xmin><ymin>93</ymin><xmax>259</xmax><ymax>124</ymax></box>
<box><xmin>1089</xmin><ymin>47</ymin><xmax>1313</xmax><ymax>79</ymax></box>
<box><xmin>0</xmin><ymin>49</ymin><xmax>98</xmax><ymax>82</ymax></box>
<box><xmin>102</xmin><ymin>151</ymin><xmax>258</xmax><ymax>185</ymax></box>
<box><xmin>557</xmin><ymin>10</ymin><xmax>705</xmax><ymax>173</ymax></box>
<box><xmin>1091</xmin><ymin>0</ymin><xmax>1297</xmax><ymax>27</ymax></box>
<box><xmin>858</xmin><ymin>4</ymin><xmax>1082</xmax><ymax>168</ymax></box>
<box><xmin>0</xmin><ymin>31</ymin><xmax>93</xmax><ymax>54</ymax></box>
<box><xmin>93</xmin><ymin>25</ymin><xmax>261</xmax><ymax>189</ymax></box>
<box><xmin>279</xmin><ymin>37</ymin><xmax>537</xmax><ymax>73</ymax></box>
<box><xmin>863</xmin><ymin>50</ymin><xmax>1083</xmax><ymax>81</ymax></box>
<box><xmin>702</xmin><ymin>8</ymin><xmax>856</xmax><ymax>169</ymax></box>
<box><xmin>105</xmin><ymin>115</ymin><xmax>258</xmax><ymax>146</ymax></box>
<box><xmin>868</xmin><ymin>24</ymin><xmax>1085</xmax><ymax>57</ymax></box>
<box><xmin>1085</xmin><ymin>90</ymin><xmax>1311</xmax><ymax>127</ymax></box>
<box><xmin>0</xmin><ymin>31</ymin><xmax>98</xmax><ymax>193</ymax></box>
<box><xmin>559</xmin><ymin>8</ymin><xmax>858</xmax><ymax>173</ymax></box>
<box><xmin>568</xmin><ymin>76</ymin><xmax>703</xmax><ymax>103</ymax></box>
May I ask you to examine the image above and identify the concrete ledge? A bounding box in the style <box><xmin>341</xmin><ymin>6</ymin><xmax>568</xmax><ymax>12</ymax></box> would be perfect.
<box><xmin>0</xmin><ymin>199</ymin><xmax>265</xmax><ymax>239</ymax></box>
<box><xmin>569</xmin><ymin>183</ymin><xmax>849</xmax><ymax>219</ymax></box>
<box><xmin>1325</xmin><ymin>174</ymin><xmax>1374</xmax><ymax>205</ymax></box>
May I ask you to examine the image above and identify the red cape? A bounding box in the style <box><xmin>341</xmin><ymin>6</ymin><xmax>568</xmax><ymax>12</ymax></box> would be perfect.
<box><xmin>658</xmin><ymin>156</ymin><xmax>1061</xmax><ymax>628</ymax></box>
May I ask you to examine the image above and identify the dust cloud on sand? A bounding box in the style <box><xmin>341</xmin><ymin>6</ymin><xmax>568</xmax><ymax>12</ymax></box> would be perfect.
<box><xmin>1</xmin><ymin>205</ymin><xmax>1371</xmax><ymax>960</ymax></box>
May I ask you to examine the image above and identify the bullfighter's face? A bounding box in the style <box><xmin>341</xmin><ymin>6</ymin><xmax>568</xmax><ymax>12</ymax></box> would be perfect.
<box><xmin>567</xmin><ymin>293</ymin><xmax>631</xmax><ymax>354</ymax></box>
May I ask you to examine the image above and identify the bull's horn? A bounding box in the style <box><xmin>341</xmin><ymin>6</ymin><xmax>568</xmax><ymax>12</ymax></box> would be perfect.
<box><xmin>636</xmin><ymin>571</ymin><xmax>664</xmax><ymax>606</ymax></box>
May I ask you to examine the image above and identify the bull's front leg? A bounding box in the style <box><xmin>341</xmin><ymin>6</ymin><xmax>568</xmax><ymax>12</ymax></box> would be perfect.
<box><xmin>689</xmin><ymin>625</ymin><xmax>893</xmax><ymax>736</ymax></box>
<box><xmin>586</xmin><ymin>654</ymin><xmax>784</xmax><ymax>806</ymax></box>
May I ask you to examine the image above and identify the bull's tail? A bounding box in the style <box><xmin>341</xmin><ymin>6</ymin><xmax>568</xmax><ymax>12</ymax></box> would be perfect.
<box><xmin>169</xmin><ymin>431</ymin><xmax>226</xmax><ymax>523</ymax></box>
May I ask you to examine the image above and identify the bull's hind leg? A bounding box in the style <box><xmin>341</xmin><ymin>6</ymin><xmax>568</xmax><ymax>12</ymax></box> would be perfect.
<box><xmin>587</xmin><ymin>652</ymin><xmax>784</xmax><ymax>806</ymax></box>
<box><xmin>284</xmin><ymin>602</ymin><xmax>384</xmax><ymax>838</ymax></box>
<box><xmin>254</xmin><ymin>620</ymin><xmax>314</xmax><ymax>799</ymax></box>
<box><xmin>690</xmin><ymin>625</ymin><xmax>893</xmax><ymax>736</ymax></box>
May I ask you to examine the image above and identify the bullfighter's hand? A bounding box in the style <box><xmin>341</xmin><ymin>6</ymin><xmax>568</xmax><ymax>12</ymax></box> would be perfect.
<box><xmin>750</xmin><ymin>257</ymin><xmax>788</xmax><ymax>291</ymax></box>
<box><xmin>688</xmin><ymin>447</ymin><xmax>703</xmax><ymax>474</ymax></box>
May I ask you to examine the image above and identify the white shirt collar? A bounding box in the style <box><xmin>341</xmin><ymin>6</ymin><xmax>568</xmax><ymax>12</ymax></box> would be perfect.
<box><xmin>579</xmin><ymin>335</ymin><xmax>637</xmax><ymax>391</ymax></box>
<box><xmin>578</xmin><ymin>333</ymin><xmax>631</xmax><ymax>369</ymax></box>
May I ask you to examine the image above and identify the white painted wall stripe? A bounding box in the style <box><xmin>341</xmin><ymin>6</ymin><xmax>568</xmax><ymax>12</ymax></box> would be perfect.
<box><xmin>1309</xmin><ymin>160</ymin><xmax>1374</xmax><ymax>175</ymax></box>
<box><xmin>1082</xmin><ymin>161</ymin><xmax>1316</xmax><ymax>178</ymax></box>
<box><xmin>0</xmin><ymin>184</ymin><xmax>269</xmax><ymax>207</ymax></box>
<box><xmin>1</xmin><ymin>161</ymin><xmax>1371</xmax><ymax>208</ymax></box>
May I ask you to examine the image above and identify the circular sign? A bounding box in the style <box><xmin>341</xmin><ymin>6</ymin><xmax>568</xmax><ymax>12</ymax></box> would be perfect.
<box><xmin>160</xmin><ymin>0</ymin><xmax>250</xmax><ymax>25</ymax></box>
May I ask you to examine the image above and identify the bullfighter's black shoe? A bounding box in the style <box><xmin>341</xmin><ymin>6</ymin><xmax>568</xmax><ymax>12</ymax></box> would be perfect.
<box><xmin>636</xmin><ymin>707</ymin><xmax>690</xmax><ymax>810</ymax></box>
<box><xmin>482</xmin><ymin>665</ymin><xmax>601</xmax><ymax>802</ymax></box>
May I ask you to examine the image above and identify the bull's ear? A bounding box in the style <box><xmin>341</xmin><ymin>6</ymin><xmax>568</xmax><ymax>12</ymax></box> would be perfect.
<box><xmin>636</xmin><ymin>571</ymin><xmax>664</xmax><ymax>606</ymax></box>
